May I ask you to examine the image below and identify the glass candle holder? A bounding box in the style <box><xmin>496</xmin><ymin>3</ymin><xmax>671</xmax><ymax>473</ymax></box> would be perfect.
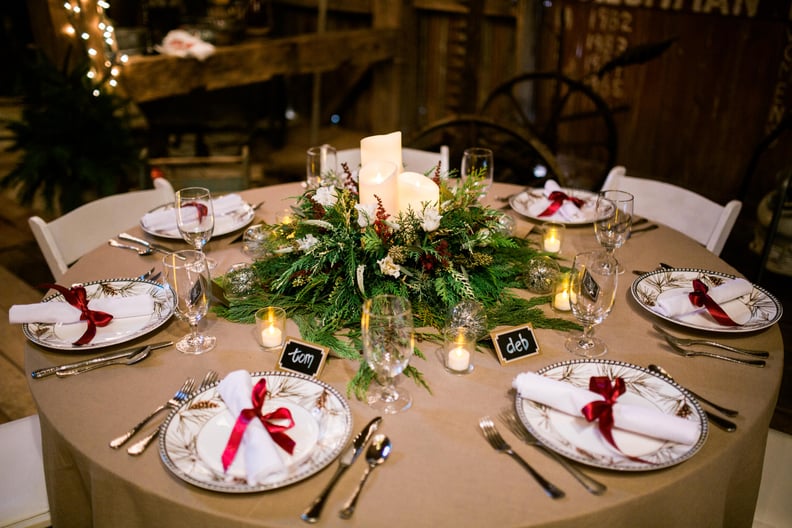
<box><xmin>443</xmin><ymin>326</ymin><xmax>475</xmax><ymax>375</ymax></box>
<box><xmin>542</xmin><ymin>222</ymin><xmax>565</xmax><ymax>254</ymax></box>
<box><xmin>255</xmin><ymin>307</ymin><xmax>286</xmax><ymax>350</ymax></box>
<box><xmin>552</xmin><ymin>272</ymin><xmax>572</xmax><ymax>312</ymax></box>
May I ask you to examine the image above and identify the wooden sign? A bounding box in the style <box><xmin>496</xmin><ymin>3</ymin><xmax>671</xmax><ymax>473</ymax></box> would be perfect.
<box><xmin>277</xmin><ymin>337</ymin><xmax>329</xmax><ymax>377</ymax></box>
<box><xmin>490</xmin><ymin>324</ymin><xmax>540</xmax><ymax>365</ymax></box>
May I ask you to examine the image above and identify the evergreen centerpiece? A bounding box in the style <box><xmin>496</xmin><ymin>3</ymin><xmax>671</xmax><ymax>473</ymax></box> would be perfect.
<box><xmin>216</xmin><ymin>165</ymin><xmax>578</xmax><ymax>398</ymax></box>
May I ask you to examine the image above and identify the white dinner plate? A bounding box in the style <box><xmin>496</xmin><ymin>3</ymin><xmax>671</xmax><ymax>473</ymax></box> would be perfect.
<box><xmin>515</xmin><ymin>359</ymin><xmax>708</xmax><ymax>471</ymax></box>
<box><xmin>23</xmin><ymin>278</ymin><xmax>175</xmax><ymax>351</ymax></box>
<box><xmin>140</xmin><ymin>200</ymin><xmax>256</xmax><ymax>239</ymax></box>
<box><xmin>509</xmin><ymin>187</ymin><xmax>599</xmax><ymax>225</ymax></box>
<box><xmin>631</xmin><ymin>268</ymin><xmax>782</xmax><ymax>333</ymax></box>
<box><xmin>159</xmin><ymin>371</ymin><xmax>352</xmax><ymax>493</ymax></box>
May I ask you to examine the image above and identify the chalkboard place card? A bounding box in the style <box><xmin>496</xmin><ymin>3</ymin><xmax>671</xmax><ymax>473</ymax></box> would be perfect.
<box><xmin>490</xmin><ymin>324</ymin><xmax>540</xmax><ymax>365</ymax></box>
<box><xmin>277</xmin><ymin>337</ymin><xmax>329</xmax><ymax>377</ymax></box>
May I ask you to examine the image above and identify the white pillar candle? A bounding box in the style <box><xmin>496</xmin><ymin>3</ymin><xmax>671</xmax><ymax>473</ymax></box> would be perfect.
<box><xmin>358</xmin><ymin>161</ymin><xmax>398</xmax><ymax>214</ymax></box>
<box><xmin>360</xmin><ymin>131</ymin><xmax>402</xmax><ymax>172</ymax></box>
<box><xmin>260</xmin><ymin>325</ymin><xmax>283</xmax><ymax>348</ymax></box>
<box><xmin>397</xmin><ymin>171</ymin><xmax>440</xmax><ymax>215</ymax></box>
<box><xmin>447</xmin><ymin>346</ymin><xmax>471</xmax><ymax>372</ymax></box>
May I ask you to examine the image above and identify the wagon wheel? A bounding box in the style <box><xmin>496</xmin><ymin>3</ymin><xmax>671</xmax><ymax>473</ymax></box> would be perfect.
<box><xmin>405</xmin><ymin>114</ymin><xmax>564</xmax><ymax>187</ymax></box>
<box><xmin>480</xmin><ymin>71</ymin><xmax>618</xmax><ymax>190</ymax></box>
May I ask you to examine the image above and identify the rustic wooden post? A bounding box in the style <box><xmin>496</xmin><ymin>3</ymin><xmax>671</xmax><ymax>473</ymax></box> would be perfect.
<box><xmin>370</xmin><ymin>0</ymin><xmax>403</xmax><ymax>132</ymax></box>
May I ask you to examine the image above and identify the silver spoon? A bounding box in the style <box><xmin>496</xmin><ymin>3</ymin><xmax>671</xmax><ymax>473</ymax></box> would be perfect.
<box><xmin>339</xmin><ymin>434</ymin><xmax>391</xmax><ymax>519</ymax></box>
<box><xmin>108</xmin><ymin>239</ymin><xmax>153</xmax><ymax>255</ymax></box>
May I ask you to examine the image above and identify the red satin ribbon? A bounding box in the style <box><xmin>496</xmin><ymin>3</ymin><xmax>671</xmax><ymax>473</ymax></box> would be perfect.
<box><xmin>538</xmin><ymin>191</ymin><xmax>585</xmax><ymax>217</ymax></box>
<box><xmin>42</xmin><ymin>284</ymin><xmax>113</xmax><ymax>345</ymax></box>
<box><xmin>581</xmin><ymin>376</ymin><xmax>653</xmax><ymax>464</ymax></box>
<box><xmin>221</xmin><ymin>379</ymin><xmax>296</xmax><ymax>472</ymax></box>
<box><xmin>182</xmin><ymin>201</ymin><xmax>209</xmax><ymax>222</ymax></box>
<box><xmin>688</xmin><ymin>279</ymin><xmax>738</xmax><ymax>326</ymax></box>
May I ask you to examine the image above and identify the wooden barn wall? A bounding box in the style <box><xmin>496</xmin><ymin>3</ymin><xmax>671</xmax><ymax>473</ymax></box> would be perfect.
<box><xmin>539</xmin><ymin>1</ymin><xmax>791</xmax><ymax>207</ymax></box>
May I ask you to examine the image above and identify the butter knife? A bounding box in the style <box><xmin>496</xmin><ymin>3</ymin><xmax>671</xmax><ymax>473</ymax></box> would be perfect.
<box><xmin>31</xmin><ymin>341</ymin><xmax>172</xmax><ymax>379</ymax></box>
<box><xmin>301</xmin><ymin>416</ymin><xmax>383</xmax><ymax>523</ymax></box>
<box><xmin>119</xmin><ymin>233</ymin><xmax>184</xmax><ymax>259</ymax></box>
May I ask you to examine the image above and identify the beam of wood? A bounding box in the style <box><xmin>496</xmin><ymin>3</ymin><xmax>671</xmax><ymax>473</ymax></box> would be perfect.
<box><xmin>120</xmin><ymin>28</ymin><xmax>399</xmax><ymax>103</ymax></box>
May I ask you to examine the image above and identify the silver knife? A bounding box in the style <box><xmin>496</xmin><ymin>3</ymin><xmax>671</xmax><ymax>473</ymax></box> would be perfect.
<box><xmin>119</xmin><ymin>232</ymin><xmax>184</xmax><ymax>259</ymax></box>
<box><xmin>31</xmin><ymin>341</ymin><xmax>172</xmax><ymax>379</ymax></box>
<box><xmin>301</xmin><ymin>416</ymin><xmax>383</xmax><ymax>523</ymax></box>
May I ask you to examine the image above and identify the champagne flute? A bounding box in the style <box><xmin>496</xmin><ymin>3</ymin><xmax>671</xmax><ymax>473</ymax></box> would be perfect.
<box><xmin>175</xmin><ymin>186</ymin><xmax>216</xmax><ymax>270</ymax></box>
<box><xmin>565</xmin><ymin>250</ymin><xmax>618</xmax><ymax>358</ymax></box>
<box><xmin>162</xmin><ymin>250</ymin><xmax>216</xmax><ymax>355</ymax></box>
<box><xmin>460</xmin><ymin>147</ymin><xmax>494</xmax><ymax>198</ymax></box>
<box><xmin>594</xmin><ymin>190</ymin><xmax>634</xmax><ymax>274</ymax></box>
<box><xmin>361</xmin><ymin>294</ymin><xmax>414</xmax><ymax>414</ymax></box>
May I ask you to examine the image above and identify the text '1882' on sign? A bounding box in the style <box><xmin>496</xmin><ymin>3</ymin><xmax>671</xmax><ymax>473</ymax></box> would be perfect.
<box><xmin>490</xmin><ymin>324</ymin><xmax>540</xmax><ymax>365</ymax></box>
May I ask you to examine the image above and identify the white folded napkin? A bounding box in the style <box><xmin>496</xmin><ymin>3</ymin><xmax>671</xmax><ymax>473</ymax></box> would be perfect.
<box><xmin>513</xmin><ymin>372</ymin><xmax>700</xmax><ymax>445</ymax></box>
<box><xmin>141</xmin><ymin>194</ymin><xmax>247</xmax><ymax>234</ymax></box>
<box><xmin>217</xmin><ymin>370</ymin><xmax>288</xmax><ymax>486</ymax></box>
<box><xmin>655</xmin><ymin>277</ymin><xmax>753</xmax><ymax>325</ymax></box>
<box><xmin>9</xmin><ymin>294</ymin><xmax>155</xmax><ymax>324</ymax></box>
<box><xmin>154</xmin><ymin>29</ymin><xmax>215</xmax><ymax>61</ymax></box>
<box><xmin>524</xmin><ymin>180</ymin><xmax>586</xmax><ymax>222</ymax></box>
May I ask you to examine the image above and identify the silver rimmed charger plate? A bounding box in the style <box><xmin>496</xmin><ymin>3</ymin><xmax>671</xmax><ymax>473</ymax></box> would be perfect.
<box><xmin>23</xmin><ymin>278</ymin><xmax>175</xmax><ymax>351</ymax></box>
<box><xmin>140</xmin><ymin>201</ymin><xmax>255</xmax><ymax>239</ymax></box>
<box><xmin>631</xmin><ymin>268</ymin><xmax>782</xmax><ymax>333</ymax></box>
<box><xmin>159</xmin><ymin>371</ymin><xmax>352</xmax><ymax>493</ymax></box>
<box><xmin>508</xmin><ymin>187</ymin><xmax>599</xmax><ymax>225</ymax></box>
<box><xmin>515</xmin><ymin>359</ymin><xmax>708</xmax><ymax>471</ymax></box>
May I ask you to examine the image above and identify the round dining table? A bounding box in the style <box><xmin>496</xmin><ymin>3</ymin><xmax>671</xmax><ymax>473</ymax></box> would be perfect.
<box><xmin>24</xmin><ymin>182</ymin><xmax>784</xmax><ymax>528</ymax></box>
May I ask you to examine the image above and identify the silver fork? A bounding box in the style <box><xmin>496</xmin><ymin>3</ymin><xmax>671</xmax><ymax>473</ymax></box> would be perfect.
<box><xmin>662</xmin><ymin>336</ymin><xmax>766</xmax><ymax>367</ymax></box>
<box><xmin>109</xmin><ymin>377</ymin><xmax>195</xmax><ymax>449</ymax></box>
<box><xmin>653</xmin><ymin>324</ymin><xmax>769</xmax><ymax>358</ymax></box>
<box><xmin>498</xmin><ymin>410</ymin><xmax>606</xmax><ymax>495</ymax></box>
<box><xmin>127</xmin><ymin>371</ymin><xmax>218</xmax><ymax>455</ymax></box>
<box><xmin>478</xmin><ymin>416</ymin><xmax>565</xmax><ymax>499</ymax></box>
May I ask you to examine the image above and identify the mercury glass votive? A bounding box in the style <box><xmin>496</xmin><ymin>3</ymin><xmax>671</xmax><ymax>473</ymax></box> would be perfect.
<box><xmin>542</xmin><ymin>222</ymin><xmax>565</xmax><ymax>254</ymax></box>
<box><xmin>525</xmin><ymin>256</ymin><xmax>560</xmax><ymax>294</ymax></box>
<box><xmin>255</xmin><ymin>307</ymin><xmax>286</xmax><ymax>351</ymax></box>
<box><xmin>443</xmin><ymin>326</ymin><xmax>475</xmax><ymax>375</ymax></box>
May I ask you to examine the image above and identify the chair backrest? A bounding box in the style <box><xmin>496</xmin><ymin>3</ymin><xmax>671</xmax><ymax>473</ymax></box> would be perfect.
<box><xmin>336</xmin><ymin>146</ymin><xmax>449</xmax><ymax>176</ymax></box>
<box><xmin>29</xmin><ymin>183</ymin><xmax>174</xmax><ymax>281</ymax></box>
<box><xmin>0</xmin><ymin>415</ymin><xmax>50</xmax><ymax>528</ymax></box>
<box><xmin>601</xmin><ymin>166</ymin><xmax>742</xmax><ymax>256</ymax></box>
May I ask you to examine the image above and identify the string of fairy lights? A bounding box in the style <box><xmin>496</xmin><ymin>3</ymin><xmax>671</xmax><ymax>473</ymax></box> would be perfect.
<box><xmin>61</xmin><ymin>0</ymin><xmax>128</xmax><ymax>96</ymax></box>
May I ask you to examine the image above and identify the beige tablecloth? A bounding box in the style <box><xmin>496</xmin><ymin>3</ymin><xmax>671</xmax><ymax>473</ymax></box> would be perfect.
<box><xmin>25</xmin><ymin>182</ymin><xmax>784</xmax><ymax>528</ymax></box>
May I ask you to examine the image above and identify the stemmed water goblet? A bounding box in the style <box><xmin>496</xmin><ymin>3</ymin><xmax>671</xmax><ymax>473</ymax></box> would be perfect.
<box><xmin>175</xmin><ymin>186</ymin><xmax>216</xmax><ymax>270</ymax></box>
<box><xmin>565</xmin><ymin>250</ymin><xmax>618</xmax><ymax>358</ymax></box>
<box><xmin>162</xmin><ymin>250</ymin><xmax>216</xmax><ymax>355</ymax></box>
<box><xmin>594</xmin><ymin>190</ymin><xmax>634</xmax><ymax>274</ymax></box>
<box><xmin>361</xmin><ymin>294</ymin><xmax>414</xmax><ymax>414</ymax></box>
<box><xmin>460</xmin><ymin>147</ymin><xmax>494</xmax><ymax>198</ymax></box>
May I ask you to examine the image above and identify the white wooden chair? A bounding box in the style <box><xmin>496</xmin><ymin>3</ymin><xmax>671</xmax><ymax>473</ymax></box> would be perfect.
<box><xmin>336</xmin><ymin>147</ymin><xmax>449</xmax><ymax>176</ymax></box>
<box><xmin>0</xmin><ymin>415</ymin><xmax>50</xmax><ymax>528</ymax></box>
<box><xmin>601</xmin><ymin>166</ymin><xmax>741</xmax><ymax>256</ymax></box>
<box><xmin>28</xmin><ymin>178</ymin><xmax>174</xmax><ymax>281</ymax></box>
<box><xmin>753</xmin><ymin>428</ymin><xmax>792</xmax><ymax>528</ymax></box>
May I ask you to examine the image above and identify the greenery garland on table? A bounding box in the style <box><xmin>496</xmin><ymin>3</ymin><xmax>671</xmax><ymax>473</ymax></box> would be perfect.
<box><xmin>215</xmin><ymin>165</ymin><xmax>579</xmax><ymax>399</ymax></box>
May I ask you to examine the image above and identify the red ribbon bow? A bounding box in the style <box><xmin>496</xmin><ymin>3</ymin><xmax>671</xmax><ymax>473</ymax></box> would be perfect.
<box><xmin>688</xmin><ymin>279</ymin><xmax>738</xmax><ymax>326</ymax></box>
<box><xmin>182</xmin><ymin>201</ymin><xmax>209</xmax><ymax>222</ymax></box>
<box><xmin>581</xmin><ymin>376</ymin><xmax>626</xmax><ymax>453</ymax></box>
<box><xmin>538</xmin><ymin>191</ymin><xmax>585</xmax><ymax>217</ymax></box>
<box><xmin>221</xmin><ymin>379</ymin><xmax>296</xmax><ymax>472</ymax></box>
<box><xmin>42</xmin><ymin>284</ymin><xmax>113</xmax><ymax>345</ymax></box>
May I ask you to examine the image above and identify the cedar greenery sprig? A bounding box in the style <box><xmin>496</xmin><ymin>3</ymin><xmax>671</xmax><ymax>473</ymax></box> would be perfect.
<box><xmin>215</xmin><ymin>168</ymin><xmax>578</xmax><ymax>398</ymax></box>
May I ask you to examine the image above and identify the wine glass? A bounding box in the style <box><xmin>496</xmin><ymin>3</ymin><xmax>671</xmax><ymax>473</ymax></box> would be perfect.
<box><xmin>361</xmin><ymin>294</ymin><xmax>414</xmax><ymax>414</ymax></box>
<box><xmin>565</xmin><ymin>250</ymin><xmax>618</xmax><ymax>358</ymax></box>
<box><xmin>175</xmin><ymin>186</ymin><xmax>216</xmax><ymax>270</ymax></box>
<box><xmin>460</xmin><ymin>147</ymin><xmax>494</xmax><ymax>198</ymax></box>
<box><xmin>306</xmin><ymin>144</ymin><xmax>337</xmax><ymax>189</ymax></box>
<box><xmin>594</xmin><ymin>190</ymin><xmax>634</xmax><ymax>274</ymax></box>
<box><xmin>162</xmin><ymin>250</ymin><xmax>216</xmax><ymax>355</ymax></box>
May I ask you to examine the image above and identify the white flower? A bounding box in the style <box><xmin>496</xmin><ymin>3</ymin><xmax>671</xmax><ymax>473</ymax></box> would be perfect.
<box><xmin>355</xmin><ymin>204</ymin><xmax>377</xmax><ymax>227</ymax></box>
<box><xmin>377</xmin><ymin>255</ymin><xmax>401</xmax><ymax>278</ymax></box>
<box><xmin>313</xmin><ymin>185</ymin><xmax>338</xmax><ymax>207</ymax></box>
<box><xmin>297</xmin><ymin>234</ymin><xmax>319</xmax><ymax>252</ymax></box>
<box><xmin>420</xmin><ymin>208</ymin><xmax>442</xmax><ymax>232</ymax></box>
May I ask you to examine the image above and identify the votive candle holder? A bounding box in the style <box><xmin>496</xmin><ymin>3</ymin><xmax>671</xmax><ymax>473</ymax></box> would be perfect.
<box><xmin>443</xmin><ymin>326</ymin><xmax>475</xmax><ymax>375</ymax></box>
<box><xmin>255</xmin><ymin>307</ymin><xmax>286</xmax><ymax>350</ymax></box>
<box><xmin>542</xmin><ymin>222</ymin><xmax>565</xmax><ymax>254</ymax></box>
<box><xmin>552</xmin><ymin>272</ymin><xmax>572</xmax><ymax>312</ymax></box>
